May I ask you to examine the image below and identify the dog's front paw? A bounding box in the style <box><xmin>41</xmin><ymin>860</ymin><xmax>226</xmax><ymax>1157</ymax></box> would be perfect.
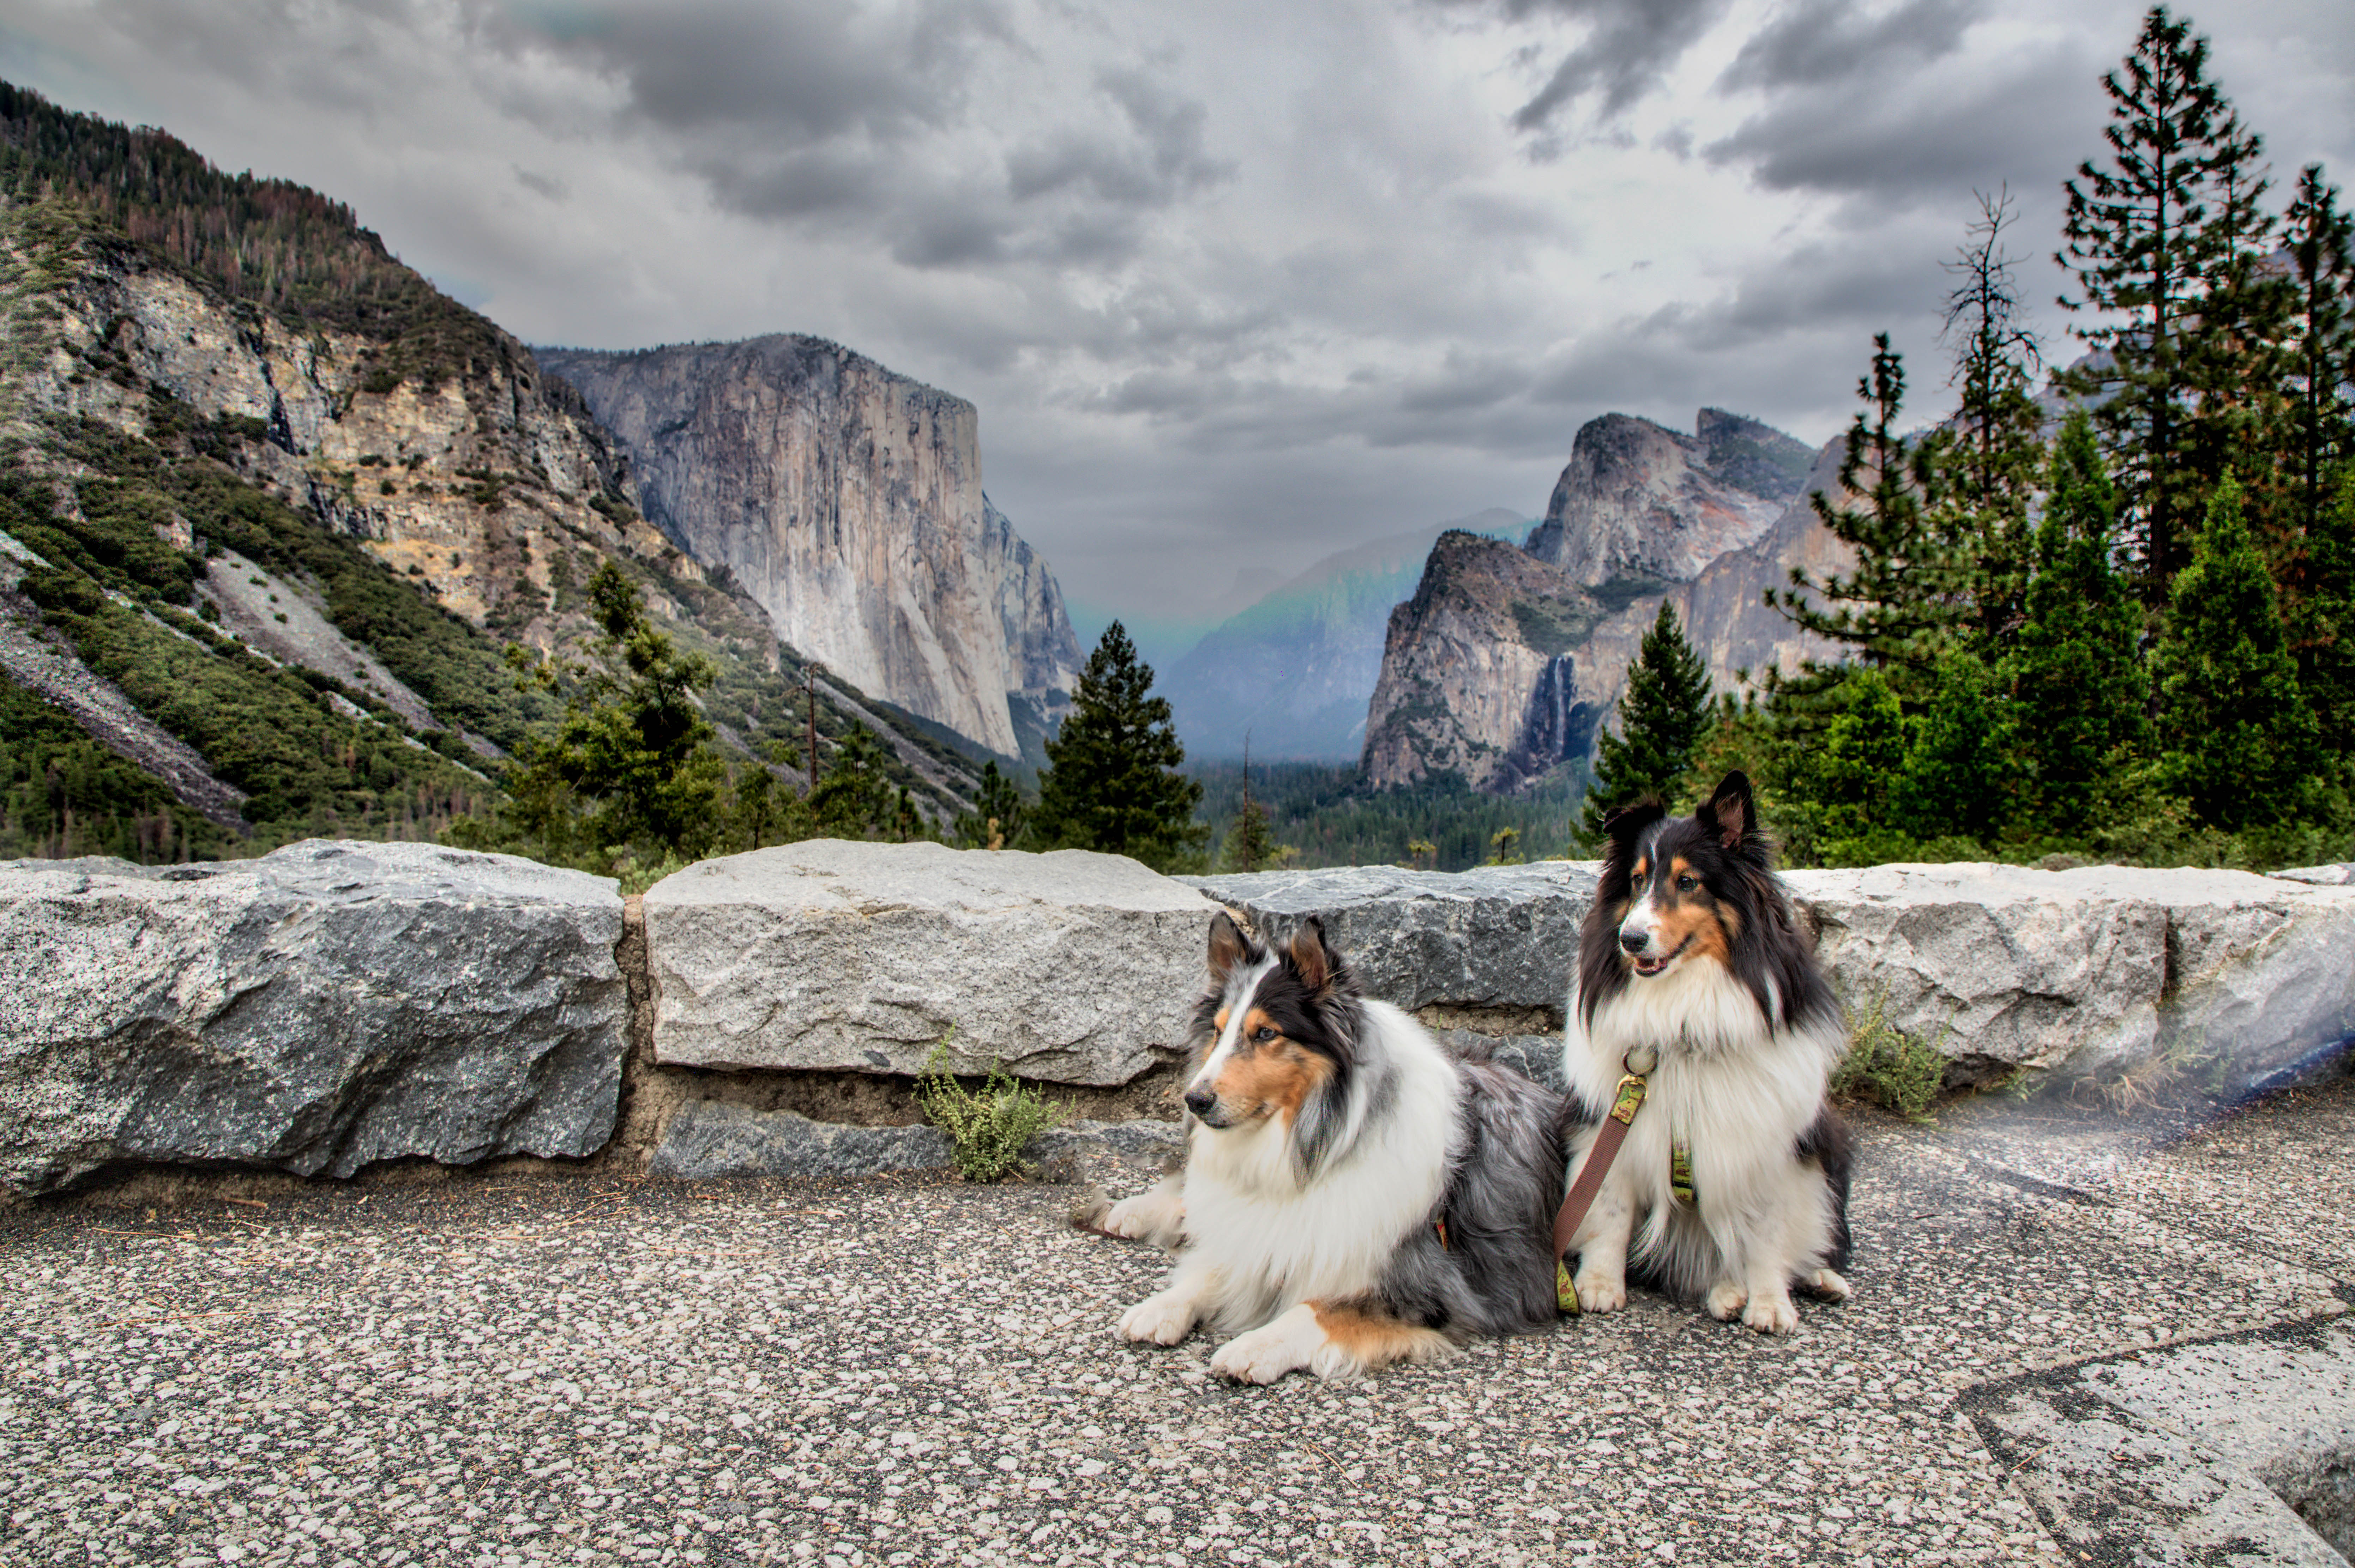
<box><xmin>1705</xmin><ymin>1281</ymin><xmax>1748</xmax><ymax>1320</ymax></box>
<box><xmin>1209</xmin><ymin>1313</ymin><xmax>1319</xmax><ymax>1384</ymax></box>
<box><xmin>1117</xmin><ymin>1294</ymin><xmax>1196</xmax><ymax>1346</ymax></box>
<box><xmin>1741</xmin><ymin>1290</ymin><xmax>1800</xmax><ymax>1335</ymax></box>
<box><xmin>1101</xmin><ymin>1193</ymin><xmax>1177</xmax><ymax>1241</ymax></box>
<box><xmin>1801</xmin><ymin>1267</ymin><xmax>1852</xmax><ymax>1302</ymax></box>
<box><xmin>1573</xmin><ymin>1268</ymin><xmax>1626</xmax><ymax>1314</ymax></box>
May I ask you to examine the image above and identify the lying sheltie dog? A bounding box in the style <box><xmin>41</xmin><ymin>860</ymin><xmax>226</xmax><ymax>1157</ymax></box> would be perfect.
<box><xmin>1089</xmin><ymin>913</ymin><xmax>1564</xmax><ymax>1382</ymax></box>
<box><xmin>1561</xmin><ymin>771</ymin><xmax>1854</xmax><ymax>1335</ymax></box>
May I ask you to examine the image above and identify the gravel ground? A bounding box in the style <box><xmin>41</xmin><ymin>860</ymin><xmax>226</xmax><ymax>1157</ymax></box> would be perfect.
<box><xmin>4</xmin><ymin>1071</ymin><xmax>2350</xmax><ymax>1568</ymax></box>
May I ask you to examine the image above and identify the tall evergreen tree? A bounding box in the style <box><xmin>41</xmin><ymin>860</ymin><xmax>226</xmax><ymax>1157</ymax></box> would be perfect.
<box><xmin>1938</xmin><ymin>187</ymin><xmax>2047</xmax><ymax>644</ymax></box>
<box><xmin>1218</xmin><ymin>738</ymin><xmax>1284</xmax><ymax>872</ymax></box>
<box><xmin>1029</xmin><ymin>622</ymin><xmax>1207</xmax><ymax>871</ymax></box>
<box><xmin>1767</xmin><ymin>335</ymin><xmax>1968</xmax><ymax>690</ymax></box>
<box><xmin>2058</xmin><ymin>5</ymin><xmax>2272</xmax><ymax>590</ymax></box>
<box><xmin>807</xmin><ymin>724</ymin><xmax>898</xmax><ymax>838</ymax></box>
<box><xmin>1800</xmin><ymin>668</ymin><xmax>1911</xmax><ymax>851</ymax></box>
<box><xmin>2293</xmin><ymin>469</ymin><xmax>2355</xmax><ymax>759</ymax></box>
<box><xmin>1578</xmin><ymin>600</ymin><xmax>1713</xmax><ymax>843</ymax></box>
<box><xmin>2000</xmin><ymin>412</ymin><xmax>2152</xmax><ymax>832</ymax></box>
<box><xmin>1892</xmin><ymin>650</ymin><xmax>2011</xmax><ymax>841</ymax></box>
<box><xmin>2283</xmin><ymin>166</ymin><xmax>2355</xmax><ymax>545</ymax></box>
<box><xmin>2151</xmin><ymin>473</ymin><xmax>2321</xmax><ymax>828</ymax></box>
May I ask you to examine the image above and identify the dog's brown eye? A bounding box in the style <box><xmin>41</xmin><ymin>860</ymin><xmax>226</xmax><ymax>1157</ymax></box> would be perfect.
<box><xmin>1677</xmin><ymin>875</ymin><xmax>1697</xmax><ymax>892</ymax></box>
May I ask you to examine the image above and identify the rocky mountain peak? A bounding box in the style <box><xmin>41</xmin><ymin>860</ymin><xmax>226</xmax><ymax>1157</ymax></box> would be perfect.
<box><xmin>1522</xmin><ymin>408</ymin><xmax>1803</xmax><ymax>591</ymax></box>
<box><xmin>1696</xmin><ymin>408</ymin><xmax>1817</xmax><ymax>502</ymax></box>
<box><xmin>537</xmin><ymin>338</ymin><xmax>1078</xmax><ymax>759</ymax></box>
<box><xmin>1363</xmin><ymin>425</ymin><xmax>1853</xmax><ymax>795</ymax></box>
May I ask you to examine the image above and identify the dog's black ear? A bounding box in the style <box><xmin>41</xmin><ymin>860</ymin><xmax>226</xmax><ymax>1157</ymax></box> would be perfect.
<box><xmin>1603</xmin><ymin>800</ymin><xmax>1666</xmax><ymax>849</ymax></box>
<box><xmin>1702</xmin><ymin>771</ymin><xmax>1754</xmax><ymax>850</ymax></box>
<box><xmin>1288</xmin><ymin>916</ymin><xmax>1335</xmax><ymax>994</ymax></box>
<box><xmin>1207</xmin><ymin>911</ymin><xmax>1256</xmax><ymax>985</ymax></box>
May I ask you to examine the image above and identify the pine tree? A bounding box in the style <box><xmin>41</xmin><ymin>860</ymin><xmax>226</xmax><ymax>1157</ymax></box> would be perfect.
<box><xmin>2293</xmin><ymin>469</ymin><xmax>2355</xmax><ymax>759</ymax></box>
<box><xmin>1578</xmin><ymin>600</ymin><xmax>1713</xmax><ymax>844</ymax></box>
<box><xmin>1804</xmin><ymin>668</ymin><xmax>1910</xmax><ymax>850</ymax></box>
<box><xmin>2183</xmin><ymin>152</ymin><xmax>2296</xmax><ymax>562</ymax></box>
<box><xmin>2058</xmin><ymin>5</ymin><xmax>2273</xmax><ymax>591</ymax></box>
<box><xmin>952</xmin><ymin>759</ymin><xmax>1028</xmax><ymax>850</ymax></box>
<box><xmin>2284</xmin><ymin>167</ymin><xmax>2355</xmax><ymax>545</ymax></box>
<box><xmin>1218</xmin><ymin>739</ymin><xmax>1283</xmax><ymax>873</ymax></box>
<box><xmin>1029</xmin><ymin>622</ymin><xmax>1207</xmax><ymax>872</ymax></box>
<box><xmin>1892</xmin><ymin>650</ymin><xmax>2010</xmax><ymax>842</ymax></box>
<box><xmin>1766</xmin><ymin>336</ymin><xmax>1968</xmax><ymax>695</ymax></box>
<box><xmin>807</xmin><ymin>724</ymin><xmax>897</xmax><ymax>838</ymax></box>
<box><xmin>2151</xmin><ymin>473</ymin><xmax>2322</xmax><ymax>828</ymax></box>
<box><xmin>2001</xmin><ymin>412</ymin><xmax>2153</xmax><ymax>833</ymax></box>
<box><xmin>1938</xmin><ymin>187</ymin><xmax>2048</xmax><ymax>644</ymax></box>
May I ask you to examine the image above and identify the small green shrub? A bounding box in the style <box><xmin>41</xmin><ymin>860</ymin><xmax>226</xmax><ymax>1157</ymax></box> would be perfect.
<box><xmin>914</xmin><ymin>1034</ymin><xmax>1069</xmax><ymax>1182</ymax></box>
<box><xmin>1830</xmin><ymin>992</ymin><xmax>1949</xmax><ymax>1121</ymax></box>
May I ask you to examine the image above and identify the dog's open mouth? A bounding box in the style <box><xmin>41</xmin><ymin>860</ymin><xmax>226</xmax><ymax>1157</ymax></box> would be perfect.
<box><xmin>1630</xmin><ymin>934</ymin><xmax>1692</xmax><ymax>977</ymax></box>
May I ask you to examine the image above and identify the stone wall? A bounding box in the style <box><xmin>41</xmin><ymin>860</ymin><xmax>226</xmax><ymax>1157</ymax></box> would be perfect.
<box><xmin>1189</xmin><ymin>859</ymin><xmax>2355</xmax><ymax>1093</ymax></box>
<box><xmin>0</xmin><ymin>842</ymin><xmax>627</xmax><ymax>1195</ymax></box>
<box><xmin>6</xmin><ymin>840</ymin><xmax>2353</xmax><ymax>1195</ymax></box>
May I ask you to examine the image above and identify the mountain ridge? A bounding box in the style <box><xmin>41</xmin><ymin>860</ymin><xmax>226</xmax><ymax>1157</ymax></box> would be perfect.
<box><xmin>0</xmin><ymin>81</ymin><xmax>1014</xmax><ymax>854</ymax></box>
<box><xmin>1363</xmin><ymin>410</ymin><xmax>1847</xmax><ymax>793</ymax></box>
<box><xmin>535</xmin><ymin>335</ymin><xmax>1078</xmax><ymax>760</ymax></box>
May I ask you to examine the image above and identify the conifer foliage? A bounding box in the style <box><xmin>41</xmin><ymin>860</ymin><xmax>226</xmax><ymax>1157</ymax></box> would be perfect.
<box><xmin>2058</xmin><ymin>5</ymin><xmax>2274</xmax><ymax>588</ymax></box>
<box><xmin>1218</xmin><ymin>740</ymin><xmax>1284</xmax><ymax>872</ymax></box>
<box><xmin>2151</xmin><ymin>474</ymin><xmax>2321</xmax><ymax>828</ymax></box>
<box><xmin>1578</xmin><ymin>601</ymin><xmax>1713</xmax><ymax>843</ymax></box>
<box><xmin>2001</xmin><ymin>413</ymin><xmax>2152</xmax><ymax>833</ymax></box>
<box><xmin>1030</xmin><ymin>622</ymin><xmax>1207</xmax><ymax>872</ymax></box>
<box><xmin>1769</xmin><ymin>335</ymin><xmax>1968</xmax><ymax>681</ymax></box>
<box><xmin>497</xmin><ymin>562</ymin><xmax>728</xmax><ymax>860</ymax></box>
<box><xmin>951</xmin><ymin>760</ymin><xmax>1028</xmax><ymax>851</ymax></box>
<box><xmin>2283</xmin><ymin>168</ymin><xmax>2355</xmax><ymax>541</ymax></box>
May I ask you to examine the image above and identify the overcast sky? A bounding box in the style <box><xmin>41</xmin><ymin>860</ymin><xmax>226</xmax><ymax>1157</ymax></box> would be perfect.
<box><xmin>4</xmin><ymin>0</ymin><xmax>2351</xmax><ymax>642</ymax></box>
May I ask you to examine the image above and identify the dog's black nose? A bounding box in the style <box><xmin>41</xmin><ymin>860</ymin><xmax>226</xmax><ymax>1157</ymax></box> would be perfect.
<box><xmin>1182</xmin><ymin>1085</ymin><xmax>1217</xmax><ymax>1118</ymax></box>
<box><xmin>1619</xmin><ymin>929</ymin><xmax>1648</xmax><ymax>955</ymax></box>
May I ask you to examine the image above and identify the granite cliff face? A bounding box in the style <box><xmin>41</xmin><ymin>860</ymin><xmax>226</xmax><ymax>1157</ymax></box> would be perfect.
<box><xmin>986</xmin><ymin>497</ymin><xmax>1082</xmax><ymax>751</ymax></box>
<box><xmin>11</xmin><ymin>214</ymin><xmax>682</xmax><ymax>643</ymax></box>
<box><xmin>0</xmin><ymin>190</ymin><xmax>992</xmax><ymax>838</ymax></box>
<box><xmin>1363</xmin><ymin>410</ymin><xmax>1849</xmax><ymax>793</ymax></box>
<box><xmin>1360</xmin><ymin>531</ymin><xmax>1605</xmax><ymax>790</ymax></box>
<box><xmin>1522</xmin><ymin>408</ymin><xmax>1812</xmax><ymax>586</ymax></box>
<box><xmin>536</xmin><ymin>338</ymin><xmax>1078</xmax><ymax>758</ymax></box>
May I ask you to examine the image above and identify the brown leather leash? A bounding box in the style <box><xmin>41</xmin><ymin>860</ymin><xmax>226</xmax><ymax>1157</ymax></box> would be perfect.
<box><xmin>1553</xmin><ymin>1044</ymin><xmax>1657</xmax><ymax>1313</ymax></box>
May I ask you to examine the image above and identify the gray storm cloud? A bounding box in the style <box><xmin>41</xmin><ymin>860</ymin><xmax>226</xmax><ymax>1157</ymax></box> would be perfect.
<box><xmin>0</xmin><ymin>0</ymin><xmax>2346</xmax><ymax>617</ymax></box>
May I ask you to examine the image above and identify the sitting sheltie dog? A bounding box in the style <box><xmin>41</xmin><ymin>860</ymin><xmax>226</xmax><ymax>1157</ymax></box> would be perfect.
<box><xmin>1090</xmin><ymin>913</ymin><xmax>1564</xmax><ymax>1382</ymax></box>
<box><xmin>1561</xmin><ymin>771</ymin><xmax>1854</xmax><ymax>1335</ymax></box>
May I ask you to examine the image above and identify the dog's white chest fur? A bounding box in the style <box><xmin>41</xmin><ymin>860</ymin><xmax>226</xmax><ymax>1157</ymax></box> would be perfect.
<box><xmin>1181</xmin><ymin>999</ymin><xmax>1457</xmax><ymax>1326</ymax></box>
<box><xmin>1562</xmin><ymin>959</ymin><xmax>1846</xmax><ymax>1316</ymax></box>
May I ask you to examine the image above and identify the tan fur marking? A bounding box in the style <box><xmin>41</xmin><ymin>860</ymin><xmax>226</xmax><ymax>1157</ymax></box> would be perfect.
<box><xmin>1311</xmin><ymin>1300</ymin><xmax>1453</xmax><ymax>1369</ymax></box>
<box><xmin>1669</xmin><ymin>855</ymin><xmax>1692</xmax><ymax>882</ymax></box>
<box><xmin>1211</xmin><ymin>1031</ymin><xmax>1332</xmax><ymax>1124</ymax></box>
<box><xmin>1214</xmin><ymin>1007</ymin><xmax>1230</xmax><ymax>1032</ymax></box>
<box><xmin>1652</xmin><ymin>897</ymin><xmax>1732</xmax><ymax>968</ymax></box>
<box><xmin>1631</xmin><ymin>857</ymin><xmax>1649</xmax><ymax>884</ymax></box>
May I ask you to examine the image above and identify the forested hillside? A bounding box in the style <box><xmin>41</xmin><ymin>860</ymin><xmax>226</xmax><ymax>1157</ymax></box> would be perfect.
<box><xmin>0</xmin><ymin>85</ymin><xmax>988</xmax><ymax>870</ymax></box>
